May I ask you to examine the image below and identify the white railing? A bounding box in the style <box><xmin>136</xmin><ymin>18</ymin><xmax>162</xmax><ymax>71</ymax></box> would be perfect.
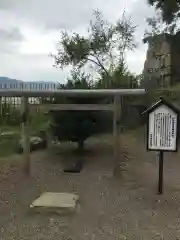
<box><xmin>0</xmin><ymin>82</ymin><xmax>60</xmax><ymax>91</ymax></box>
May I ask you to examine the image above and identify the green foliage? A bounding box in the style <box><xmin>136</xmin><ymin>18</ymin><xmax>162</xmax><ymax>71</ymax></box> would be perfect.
<box><xmin>52</xmin><ymin>10</ymin><xmax>136</xmax><ymax>78</ymax></box>
<box><xmin>0</xmin><ymin>133</ymin><xmax>20</xmax><ymax>157</ymax></box>
<box><xmin>0</xmin><ymin>100</ymin><xmax>49</xmax><ymax>133</ymax></box>
<box><xmin>51</xmin><ymin>110</ymin><xmax>96</xmax><ymax>141</ymax></box>
<box><xmin>0</xmin><ymin>102</ymin><xmax>21</xmax><ymax>126</ymax></box>
<box><xmin>143</xmin><ymin>12</ymin><xmax>179</xmax><ymax>43</ymax></box>
<box><xmin>30</xmin><ymin>111</ymin><xmax>49</xmax><ymax>134</ymax></box>
<box><xmin>50</xmin><ymin>10</ymin><xmax>139</xmax><ymax>148</ymax></box>
<box><xmin>94</xmin><ymin>63</ymin><xmax>139</xmax><ymax>89</ymax></box>
<box><xmin>147</xmin><ymin>0</ymin><xmax>180</xmax><ymax>24</ymax></box>
<box><xmin>64</xmin><ymin>69</ymin><xmax>93</xmax><ymax>89</ymax></box>
<box><xmin>50</xmin><ymin>71</ymin><xmax>99</xmax><ymax>151</ymax></box>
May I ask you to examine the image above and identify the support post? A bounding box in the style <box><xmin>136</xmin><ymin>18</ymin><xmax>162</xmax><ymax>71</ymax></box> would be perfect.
<box><xmin>0</xmin><ymin>97</ymin><xmax>2</xmax><ymax>123</ymax></box>
<box><xmin>158</xmin><ymin>151</ymin><xmax>164</xmax><ymax>194</ymax></box>
<box><xmin>46</xmin><ymin>126</ymin><xmax>53</xmax><ymax>151</ymax></box>
<box><xmin>44</xmin><ymin>112</ymin><xmax>53</xmax><ymax>151</ymax></box>
<box><xmin>21</xmin><ymin>96</ymin><xmax>30</xmax><ymax>175</ymax></box>
<box><xmin>113</xmin><ymin>95</ymin><xmax>121</xmax><ymax>176</ymax></box>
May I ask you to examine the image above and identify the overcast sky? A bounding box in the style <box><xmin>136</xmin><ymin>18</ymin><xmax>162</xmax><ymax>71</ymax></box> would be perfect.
<box><xmin>0</xmin><ymin>0</ymin><xmax>155</xmax><ymax>83</ymax></box>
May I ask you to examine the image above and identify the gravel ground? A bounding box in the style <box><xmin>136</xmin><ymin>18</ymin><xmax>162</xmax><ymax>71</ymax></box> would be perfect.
<box><xmin>1</xmin><ymin>133</ymin><xmax>180</xmax><ymax>239</ymax></box>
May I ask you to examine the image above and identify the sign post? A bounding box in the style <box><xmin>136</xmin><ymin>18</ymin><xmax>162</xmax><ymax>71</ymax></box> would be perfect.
<box><xmin>158</xmin><ymin>151</ymin><xmax>163</xmax><ymax>194</ymax></box>
<box><xmin>142</xmin><ymin>97</ymin><xmax>179</xmax><ymax>194</ymax></box>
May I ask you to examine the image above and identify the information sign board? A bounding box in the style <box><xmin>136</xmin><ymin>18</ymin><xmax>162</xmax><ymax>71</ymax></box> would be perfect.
<box><xmin>148</xmin><ymin>104</ymin><xmax>178</xmax><ymax>151</ymax></box>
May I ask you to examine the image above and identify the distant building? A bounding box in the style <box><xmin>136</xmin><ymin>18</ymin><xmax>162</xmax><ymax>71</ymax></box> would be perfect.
<box><xmin>143</xmin><ymin>32</ymin><xmax>180</xmax><ymax>89</ymax></box>
<box><xmin>0</xmin><ymin>82</ymin><xmax>60</xmax><ymax>108</ymax></box>
<box><xmin>0</xmin><ymin>81</ymin><xmax>60</xmax><ymax>91</ymax></box>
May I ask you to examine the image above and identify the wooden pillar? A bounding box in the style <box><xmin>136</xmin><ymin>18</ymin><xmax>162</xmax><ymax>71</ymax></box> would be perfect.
<box><xmin>21</xmin><ymin>96</ymin><xmax>30</xmax><ymax>175</ymax></box>
<box><xmin>44</xmin><ymin>111</ymin><xmax>53</xmax><ymax>151</ymax></box>
<box><xmin>113</xmin><ymin>95</ymin><xmax>121</xmax><ymax>176</ymax></box>
<box><xmin>46</xmin><ymin>126</ymin><xmax>53</xmax><ymax>151</ymax></box>
<box><xmin>0</xmin><ymin>97</ymin><xmax>2</xmax><ymax>123</ymax></box>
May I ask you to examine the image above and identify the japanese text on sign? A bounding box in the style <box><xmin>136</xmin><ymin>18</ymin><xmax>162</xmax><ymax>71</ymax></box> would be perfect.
<box><xmin>148</xmin><ymin>105</ymin><xmax>177</xmax><ymax>151</ymax></box>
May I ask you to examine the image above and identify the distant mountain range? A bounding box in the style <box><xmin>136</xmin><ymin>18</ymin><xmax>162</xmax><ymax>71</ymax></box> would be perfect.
<box><xmin>0</xmin><ymin>77</ymin><xmax>59</xmax><ymax>90</ymax></box>
<box><xmin>0</xmin><ymin>77</ymin><xmax>57</xmax><ymax>85</ymax></box>
<box><xmin>0</xmin><ymin>77</ymin><xmax>22</xmax><ymax>84</ymax></box>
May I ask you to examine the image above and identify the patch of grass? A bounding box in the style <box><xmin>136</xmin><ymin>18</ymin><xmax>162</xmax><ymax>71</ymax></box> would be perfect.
<box><xmin>0</xmin><ymin>125</ymin><xmax>21</xmax><ymax>133</ymax></box>
<box><xmin>30</xmin><ymin>111</ymin><xmax>49</xmax><ymax>135</ymax></box>
<box><xmin>0</xmin><ymin>111</ymin><xmax>49</xmax><ymax>158</ymax></box>
<box><xmin>0</xmin><ymin>133</ymin><xmax>20</xmax><ymax>157</ymax></box>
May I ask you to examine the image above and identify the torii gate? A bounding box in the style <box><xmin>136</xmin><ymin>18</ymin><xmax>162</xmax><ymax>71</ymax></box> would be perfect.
<box><xmin>0</xmin><ymin>83</ymin><xmax>145</xmax><ymax>176</ymax></box>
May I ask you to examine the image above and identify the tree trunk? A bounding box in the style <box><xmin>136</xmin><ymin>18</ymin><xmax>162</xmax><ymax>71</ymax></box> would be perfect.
<box><xmin>77</xmin><ymin>139</ymin><xmax>84</xmax><ymax>153</ymax></box>
<box><xmin>21</xmin><ymin>96</ymin><xmax>30</xmax><ymax>176</ymax></box>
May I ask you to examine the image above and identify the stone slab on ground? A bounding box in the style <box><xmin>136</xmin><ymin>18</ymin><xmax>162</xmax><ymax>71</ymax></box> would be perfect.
<box><xmin>17</xmin><ymin>136</ymin><xmax>46</xmax><ymax>153</ymax></box>
<box><xmin>30</xmin><ymin>192</ymin><xmax>79</xmax><ymax>214</ymax></box>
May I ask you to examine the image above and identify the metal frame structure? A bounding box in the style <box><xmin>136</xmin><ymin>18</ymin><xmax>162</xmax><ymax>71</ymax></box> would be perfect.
<box><xmin>0</xmin><ymin>83</ymin><xmax>145</xmax><ymax>176</ymax></box>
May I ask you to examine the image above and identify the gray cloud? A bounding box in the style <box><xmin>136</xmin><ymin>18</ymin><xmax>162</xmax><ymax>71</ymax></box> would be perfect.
<box><xmin>131</xmin><ymin>1</ymin><xmax>155</xmax><ymax>40</ymax></box>
<box><xmin>0</xmin><ymin>0</ymin><xmax>154</xmax><ymax>35</ymax></box>
<box><xmin>0</xmin><ymin>27</ymin><xmax>23</xmax><ymax>41</ymax></box>
<box><xmin>0</xmin><ymin>0</ymin><xmax>139</xmax><ymax>31</ymax></box>
<box><xmin>0</xmin><ymin>27</ymin><xmax>24</xmax><ymax>53</ymax></box>
<box><xmin>0</xmin><ymin>0</ymin><xmax>96</xmax><ymax>30</ymax></box>
<box><xmin>0</xmin><ymin>0</ymin><xmax>155</xmax><ymax>82</ymax></box>
<box><xmin>0</xmin><ymin>52</ymin><xmax>67</xmax><ymax>82</ymax></box>
<box><xmin>0</xmin><ymin>0</ymin><xmax>154</xmax><ymax>42</ymax></box>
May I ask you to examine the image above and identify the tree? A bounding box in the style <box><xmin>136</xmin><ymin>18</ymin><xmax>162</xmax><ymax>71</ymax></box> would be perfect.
<box><xmin>50</xmin><ymin>70</ymin><xmax>98</xmax><ymax>153</ymax></box>
<box><xmin>95</xmin><ymin>63</ymin><xmax>138</xmax><ymax>89</ymax></box>
<box><xmin>143</xmin><ymin>11</ymin><xmax>179</xmax><ymax>42</ymax></box>
<box><xmin>0</xmin><ymin>102</ymin><xmax>21</xmax><ymax>126</ymax></box>
<box><xmin>52</xmin><ymin>10</ymin><xmax>136</xmax><ymax>86</ymax></box>
<box><xmin>50</xmin><ymin>10</ymin><xmax>138</xmax><ymax>154</ymax></box>
<box><xmin>147</xmin><ymin>0</ymin><xmax>180</xmax><ymax>24</ymax></box>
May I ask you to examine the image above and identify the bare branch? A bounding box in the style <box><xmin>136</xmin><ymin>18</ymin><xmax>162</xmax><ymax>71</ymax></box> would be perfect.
<box><xmin>88</xmin><ymin>54</ymin><xmax>109</xmax><ymax>76</ymax></box>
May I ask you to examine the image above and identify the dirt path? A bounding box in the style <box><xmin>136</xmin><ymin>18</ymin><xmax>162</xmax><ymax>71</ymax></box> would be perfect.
<box><xmin>1</xmin><ymin>133</ymin><xmax>180</xmax><ymax>239</ymax></box>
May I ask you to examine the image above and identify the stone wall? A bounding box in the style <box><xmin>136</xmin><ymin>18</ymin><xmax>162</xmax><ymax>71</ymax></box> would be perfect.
<box><xmin>143</xmin><ymin>34</ymin><xmax>172</xmax><ymax>89</ymax></box>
